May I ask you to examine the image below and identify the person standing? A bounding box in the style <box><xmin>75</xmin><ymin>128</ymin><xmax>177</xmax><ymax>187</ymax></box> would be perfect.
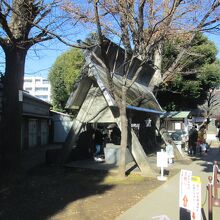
<box><xmin>197</xmin><ymin>125</ymin><xmax>206</xmax><ymax>154</ymax></box>
<box><xmin>216</xmin><ymin>124</ymin><xmax>220</xmax><ymax>152</ymax></box>
<box><xmin>188</xmin><ymin>125</ymin><xmax>198</xmax><ymax>155</ymax></box>
<box><xmin>94</xmin><ymin>127</ymin><xmax>104</xmax><ymax>157</ymax></box>
<box><xmin>216</xmin><ymin>124</ymin><xmax>220</xmax><ymax>141</ymax></box>
<box><xmin>166</xmin><ymin>139</ymin><xmax>174</xmax><ymax>164</ymax></box>
<box><xmin>76</xmin><ymin>126</ymin><xmax>95</xmax><ymax>159</ymax></box>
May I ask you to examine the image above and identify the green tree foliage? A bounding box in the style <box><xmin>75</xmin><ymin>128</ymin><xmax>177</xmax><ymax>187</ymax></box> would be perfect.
<box><xmin>49</xmin><ymin>48</ymin><xmax>84</xmax><ymax>111</ymax></box>
<box><xmin>158</xmin><ymin>33</ymin><xmax>220</xmax><ymax>111</ymax></box>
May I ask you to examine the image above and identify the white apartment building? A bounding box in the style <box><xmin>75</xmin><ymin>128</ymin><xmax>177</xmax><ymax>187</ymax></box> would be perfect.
<box><xmin>23</xmin><ymin>77</ymin><xmax>51</xmax><ymax>102</ymax></box>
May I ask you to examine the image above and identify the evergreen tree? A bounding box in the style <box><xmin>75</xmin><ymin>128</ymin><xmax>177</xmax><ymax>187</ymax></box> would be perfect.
<box><xmin>49</xmin><ymin>48</ymin><xmax>84</xmax><ymax>112</ymax></box>
<box><xmin>157</xmin><ymin>33</ymin><xmax>220</xmax><ymax>110</ymax></box>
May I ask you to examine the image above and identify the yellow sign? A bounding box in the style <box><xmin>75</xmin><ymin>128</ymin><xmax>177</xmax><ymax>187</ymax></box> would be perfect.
<box><xmin>192</xmin><ymin>176</ymin><xmax>201</xmax><ymax>184</ymax></box>
<box><xmin>191</xmin><ymin>176</ymin><xmax>201</xmax><ymax>220</ymax></box>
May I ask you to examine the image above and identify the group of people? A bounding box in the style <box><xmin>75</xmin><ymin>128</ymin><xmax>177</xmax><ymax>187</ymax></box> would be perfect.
<box><xmin>76</xmin><ymin>126</ymin><xmax>105</xmax><ymax>161</ymax></box>
<box><xmin>76</xmin><ymin>124</ymin><xmax>121</xmax><ymax>161</ymax></box>
<box><xmin>93</xmin><ymin>125</ymin><xmax>121</xmax><ymax>161</ymax></box>
<box><xmin>188</xmin><ymin>124</ymin><xmax>208</xmax><ymax>156</ymax></box>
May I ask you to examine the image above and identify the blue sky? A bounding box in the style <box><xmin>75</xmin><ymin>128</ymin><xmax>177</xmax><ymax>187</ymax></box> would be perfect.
<box><xmin>24</xmin><ymin>33</ymin><xmax>220</xmax><ymax>79</ymax></box>
<box><xmin>24</xmin><ymin>28</ymin><xmax>89</xmax><ymax>78</ymax></box>
<box><xmin>0</xmin><ymin>32</ymin><xmax>218</xmax><ymax>79</ymax></box>
<box><xmin>25</xmin><ymin>41</ymin><xmax>70</xmax><ymax>78</ymax></box>
<box><xmin>0</xmin><ymin>1</ymin><xmax>219</xmax><ymax>79</ymax></box>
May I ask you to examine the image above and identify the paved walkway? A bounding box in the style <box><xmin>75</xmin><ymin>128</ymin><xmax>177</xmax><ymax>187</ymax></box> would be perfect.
<box><xmin>116</xmin><ymin>146</ymin><xmax>220</xmax><ymax>220</ymax></box>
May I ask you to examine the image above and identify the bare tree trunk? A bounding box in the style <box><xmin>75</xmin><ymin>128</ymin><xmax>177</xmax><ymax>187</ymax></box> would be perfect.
<box><xmin>118</xmin><ymin>86</ymin><xmax>128</xmax><ymax>178</ymax></box>
<box><xmin>149</xmin><ymin>43</ymin><xmax>163</xmax><ymax>89</ymax></box>
<box><xmin>0</xmin><ymin>46</ymin><xmax>27</xmax><ymax>176</ymax></box>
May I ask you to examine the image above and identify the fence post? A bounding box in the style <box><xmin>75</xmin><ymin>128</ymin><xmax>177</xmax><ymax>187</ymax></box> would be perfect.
<box><xmin>214</xmin><ymin>161</ymin><xmax>218</xmax><ymax>198</ymax></box>
<box><xmin>208</xmin><ymin>176</ymin><xmax>213</xmax><ymax>220</ymax></box>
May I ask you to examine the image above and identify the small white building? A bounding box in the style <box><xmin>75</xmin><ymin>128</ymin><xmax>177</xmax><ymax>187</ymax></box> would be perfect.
<box><xmin>161</xmin><ymin>111</ymin><xmax>191</xmax><ymax>134</ymax></box>
<box><xmin>23</xmin><ymin>76</ymin><xmax>51</xmax><ymax>102</ymax></box>
<box><xmin>50</xmin><ymin>110</ymin><xmax>73</xmax><ymax>143</ymax></box>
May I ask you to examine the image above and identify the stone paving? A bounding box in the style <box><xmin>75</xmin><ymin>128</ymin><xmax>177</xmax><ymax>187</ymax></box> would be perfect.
<box><xmin>116</xmin><ymin>145</ymin><xmax>220</xmax><ymax>220</ymax></box>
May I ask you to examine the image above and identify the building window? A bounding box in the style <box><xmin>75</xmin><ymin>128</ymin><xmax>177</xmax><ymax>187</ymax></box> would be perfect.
<box><xmin>42</xmin><ymin>79</ymin><xmax>49</xmax><ymax>84</ymax></box>
<box><xmin>35</xmin><ymin>87</ymin><xmax>48</xmax><ymax>91</ymax></box>
<box><xmin>174</xmin><ymin>122</ymin><xmax>181</xmax><ymax>130</ymax></box>
<box><xmin>36</xmin><ymin>95</ymin><xmax>48</xmax><ymax>100</ymax></box>
<box><xmin>35</xmin><ymin>79</ymin><xmax>41</xmax><ymax>83</ymax></box>
<box><xmin>25</xmin><ymin>87</ymin><xmax>32</xmax><ymax>91</ymax></box>
<box><xmin>24</xmin><ymin>79</ymin><xmax>32</xmax><ymax>83</ymax></box>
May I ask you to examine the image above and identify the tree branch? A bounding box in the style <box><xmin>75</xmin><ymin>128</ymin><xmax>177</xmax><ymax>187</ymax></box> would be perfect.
<box><xmin>93</xmin><ymin>0</ymin><xmax>116</xmax><ymax>100</ymax></box>
<box><xmin>0</xmin><ymin>12</ymin><xmax>14</xmax><ymax>41</ymax></box>
<box><xmin>1</xmin><ymin>0</ymin><xmax>97</xmax><ymax>49</ymax></box>
<box><xmin>163</xmin><ymin>1</ymin><xmax>220</xmax><ymax>83</ymax></box>
<box><xmin>116</xmin><ymin>1</ymin><xmax>132</xmax><ymax>54</ymax></box>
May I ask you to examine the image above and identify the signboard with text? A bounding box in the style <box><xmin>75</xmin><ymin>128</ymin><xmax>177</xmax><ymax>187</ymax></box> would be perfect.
<box><xmin>179</xmin><ymin>169</ymin><xmax>192</xmax><ymax>210</ymax></box>
<box><xmin>190</xmin><ymin>176</ymin><xmax>201</xmax><ymax>220</ymax></box>
<box><xmin>179</xmin><ymin>170</ymin><xmax>202</xmax><ymax>220</ymax></box>
<box><xmin>157</xmin><ymin>151</ymin><xmax>168</xmax><ymax>168</ymax></box>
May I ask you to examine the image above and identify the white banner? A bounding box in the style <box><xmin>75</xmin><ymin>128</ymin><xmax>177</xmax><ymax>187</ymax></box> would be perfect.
<box><xmin>179</xmin><ymin>169</ymin><xmax>192</xmax><ymax>210</ymax></box>
<box><xmin>179</xmin><ymin>170</ymin><xmax>201</xmax><ymax>220</ymax></box>
<box><xmin>157</xmin><ymin>150</ymin><xmax>168</xmax><ymax>168</ymax></box>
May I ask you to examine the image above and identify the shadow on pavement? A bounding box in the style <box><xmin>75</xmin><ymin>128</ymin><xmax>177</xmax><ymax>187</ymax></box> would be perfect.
<box><xmin>0</xmin><ymin>159</ymin><xmax>113</xmax><ymax>220</ymax></box>
<box><xmin>190</xmin><ymin>147</ymin><xmax>220</xmax><ymax>173</ymax></box>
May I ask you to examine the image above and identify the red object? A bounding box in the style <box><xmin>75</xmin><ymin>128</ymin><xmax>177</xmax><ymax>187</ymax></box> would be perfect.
<box><xmin>183</xmin><ymin>195</ymin><xmax>188</xmax><ymax>207</ymax></box>
<box><xmin>192</xmin><ymin>212</ymin><xmax>196</xmax><ymax>220</ymax></box>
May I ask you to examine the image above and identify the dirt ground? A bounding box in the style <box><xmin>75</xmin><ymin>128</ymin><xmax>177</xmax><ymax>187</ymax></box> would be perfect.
<box><xmin>0</xmin><ymin>162</ymin><xmax>179</xmax><ymax>220</ymax></box>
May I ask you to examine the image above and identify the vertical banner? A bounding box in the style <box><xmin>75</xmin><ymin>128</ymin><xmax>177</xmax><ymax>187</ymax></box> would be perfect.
<box><xmin>191</xmin><ymin>176</ymin><xmax>201</xmax><ymax>220</ymax></box>
<box><xmin>179</xmin><ymin>169</ymin><xmax>192</xmax><ymax>210</ymax></box>
<box><xmin>179</xmin><ymin>170</ymin><xmax>201</xmax><ymax>220</ymax></box>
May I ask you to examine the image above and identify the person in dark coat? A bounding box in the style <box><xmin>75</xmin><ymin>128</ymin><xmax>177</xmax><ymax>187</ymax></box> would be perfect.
<box><xmin>77</xmin><ymin>127</ymin><xmax>95</xmax><ymax>159</ymax></box>
<box><xmin>216</xmin><ymin>124</ymin><xmax>220</xmax><ymax>141</ymax></box>
<box><xmin>94</xmin><ymin>127</ymin><xmax>104</xmax><ymax>157</ymax></box>
<box><xmin>188</xmin><ymin>125</ymin><xmax>198</xmax><ymax>155</ymax></box>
